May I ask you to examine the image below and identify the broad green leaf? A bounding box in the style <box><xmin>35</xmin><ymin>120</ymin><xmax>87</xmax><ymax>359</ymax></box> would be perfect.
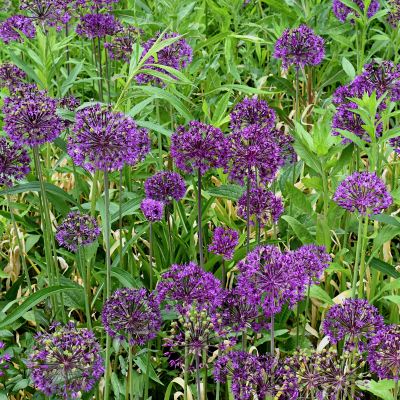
<box><xmin>309</xmin><ymin>284</ymin><xmax>334</xmax><ymax>305</ymax></box>
<box><xmin>357</xmin><ymin>380</ymin><xmax>394</xmax><ymax>400</ymax></box>
<box><xmin>301</xmin><ymin>177</ymin><xmax>324</xmax><ymax>191</ymax></box>
<box><xmin>110</xmin><ymin>197</ymin><xmax>144</xmax><ymax>224</ymax></box>
<box><xmin>371</xmin><ymin>277</ymin><xmax>400</xmax><ymax>303</ymax></box>
<box><xmin>135</xmin><ymin>355</ymin><xmax>164</xmax><ymax>385</ymax></box>
<box><xmin>286</xmin><ymin>183</ymin><xmax>317</xmax><ymax>222</ymax></box>
<box><xmin>282</xmin><ymin>215</ymin><xmax>315</xmax><ymax>244</ymax></box>
<box><xmin>61</xmin><ymin>62</ymin><xmax>84</xmax><ymax>96</ymax></box>
<box><xmin>194</xmin><ymin>32</ymin><xmax>231</xmax><ymax>52</ymax></box>
<box><xmin>260</xmin><ymin>0</ymin><xmax>297</xmax><ymax>18</ymax></box>
<box><xmin>136</xmin><ymin>120</ymin><xmax>173</xmax><ymax>138</ymax></box>
<box><xmin>316</xmin><ymin>218</ymin><xmax>332</xmax><ymax>253</ymax></box>
<box><xmin>369</xmin><ymin>258</ymin><xmax>400</xmax><ymax>279</ymax></box>
<box><xmin>330</xmin><ymin>143</ymin><xmax>354</xmax><ymax>176</ymax></box>
<box><xmin>292</xmin><ymin>141</ymin><xmax>322</xmax><ymax>174</ymax></box>
<box><xmin>212</xmin><ymin>89</ymin><xmax>232</xmax><ymax>125</ymax></box>
<box><xmin>367</xmin><ymin>225</ymin><xmax>400</xmax><ymax>264</ymax></box>
<box><xmin>128</xmin><ymin>96</ymin><xmax>157</xmax><ymax>118</ymax></box>
<box><xmin>98</xmin><ymin>267</ymin><xmax>138</xmax><ymax>288</ymax></box>
<box><xmin>341</xmin><ymin>57</ymin><xmax>355</xmax><ymax>79</ymax></box>
<box><xmin>369</xmin><ymin>214</ymin><xmax>400</xmax><ymax>227</ymax></box>
<box><xmin>204</xmin><ymin>184</ymin><xmax>245</xmax><ymax>201</ymax></box>
<box><xmin>383</xmin><ymin>295</ymin><xmax>400</xmax><ymax>305</ymax></box>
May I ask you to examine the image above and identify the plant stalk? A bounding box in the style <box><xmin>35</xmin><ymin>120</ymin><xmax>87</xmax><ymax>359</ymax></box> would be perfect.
<box><xmin>198</xmin><ymin>168</ymin><xmax>204</xmax><ymax>269</ymax></box>
<box><xmin>351</xmin><ymin>216</ymin><xmax>364</xmax><ymax>298</ymax></box>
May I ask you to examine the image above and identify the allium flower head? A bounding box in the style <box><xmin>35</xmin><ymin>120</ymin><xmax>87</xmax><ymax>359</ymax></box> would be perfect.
<box><xmin>388</xmin><ymin>0</ymin><xmax>400</xmax><ymax>27</ymax></box>
<box><xmin>0</xmin><ymin>15</ymin><xmax>36</xmax><ymax>44</ymax></box>
<box><xmin>28</xmin><ymin>322</ymin><xmax>104</xmax><ymax>399</ymax></box>
<box><xmin>101</xmin><ymin>287</ymin><xmax>162</xmax><ymax>346</ymax></box>
<box><xmin>237</xmin><ymin>187</ymin><xmax>284</xmax><ymax>227</ymax></box>
<box><xmin>145</xmin><ymin>170</ymin><xmax>186</xmax><ymax>204</ymax></box>
<box><xmin>3</xmin><ymin>85</ymin><xmax>63</xmax><ymax>147</ymax></box>
<box><xmin>76</xmin><ymin>13</ymin><xmax>122</xmax><ymax>39</ymax></box>
<box><xmin>0</xmin><ymin>138</ymin><xmax>30</xmax><ymax>187</ymax></box>
<box><xmin>171</xmin><ymin>121</ymin><xmax>230</xmax><ymax>175</ymax></box>
<box><xmin>20</xmin><ymin>0</ymin><xmax>60</xmax><ymax>29</ymax></box>
<box><xmin>230</xmin><ymin>97</ymin><xmax>276</xmax><ymax>132</ymax></box>
<box><xmin>0</xmin><ymin>62</ymin><xmax>27</xmax><ymax>90</ymax></box>
<box><xmin>213</xmin><ymin>351</ymin><xmax>298</xmax><ymax>400</ymax></box>
<box><xmin>274</xmin><ymin>25</ymin><xmax>325</xmax><ymax>70</ymax></box>
<box><xmin>333</xmin><ymin>171</ymin><xmax>392</xmax><ymax>216</ymax></box>
<box><xmin>141</xmin><ymin>198</ymin><xmax>164</xmax><ymax>223</ymax></box>
<box><xmin>237</xmin><ymin>245</ymin><xmax>306</xmax><ymax>316</ymax></box>
<box><xmin>75</xmin><ymin>0</ymin><xmax>119</xmax><ymax>11</ymax></box>
<box><xmin>68</xmin><ymin>104</ymin><xmax>150</xmax><ymax>172</ymax></box>
<box><xmin>323</xmin><ymin>298</ymin><xmax>384</xmax><ymax>348</ymax></box>
<box><xmin>367</xmin><ymin>324</ymin><xmax>400</xmax><ymax>381</ymax></box>
<box><xmin>56</xmin><ymin>211</ymin><xmax>101</xmax><ymax>252</ymax></box>
<box><xmin>156</xmin><ymin>261</ymin><xmax>223</xmax><ymax>311</ymax></box>
<box><xmin>136</xmin><ymin>31</ymin><xmax>193</xmax><ymax>86</ymax></box>
<box><xmin>104</xmin><ymin>25</ymin><xmax>143</xmax><ymax>62</ymax></box>
<box><xmin>333</xmin><ymin>0</ymin><xmax>379</xmax><ymax>24</ymax></box>
<box><xmin>228</xmin><ymin>125</ymin><xmax>282</xmax><ymax>186</ymax></box>
<box><xmin>208</xmin><ymin>227</ymin><xmax>239</xmax><ymax>260</ymax></box>
<box><xmin>0</xmin><ymin>342</ymin><xmax>12</xmax><ymax>378</ymax></box>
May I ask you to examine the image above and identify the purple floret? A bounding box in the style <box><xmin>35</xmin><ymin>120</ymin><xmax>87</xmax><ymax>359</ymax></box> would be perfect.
<box><xmin>0</xmin><ymin>138</ymin><xmax>30</xmax><ymax>187</ymax></box>
<box><xmin>208</xmin><ymin>227</ymin><xmax>239</xmax><ymax>260</ymax></box>
<box><xmin>0</xmin><ymin>15</ymin><xmax>36</xmax><ymax>44</ymax></box>
<box><xmin>28</xmin><ymin>322</ymin><xmax>104</xmax><ymax>399</ymax></box>
<box><xmin>76</xmin><ymin>12</ymin><xmax>122</xmax><ymax>39</ymax></box>
<box><xmin>104</xmin><ymin>25</ymin><xmax>143</xmax><ymax>62</ymax></box>
<box><xmin>56</xmin><ymin>211</ymin><xmax>101</xmax><ymax>252</ymax></box>
<box><xmin>332</xmin><ymin>0</ymin><xmax>379</xmax><ymax>24</ymax></box>
<box><xmin>171</xmin><ymin>121</ymin><xmax>230</xmax><ymax>175</ymax></box>
<box><xmin>0</xmin><ymin>62</ymin><xmax>27</xmax><ymax>90</ymax></box>
<box><xmin>101</xmin><ymin>287</ymin><xmax>162</xmax><ymax>346</ymax></box>
<box><xmin>136</xmin><ymin>31</ymin><xmax>193</xmax><ymax>86</ymax></box>
<box><xmin>0</xmin><ymin>342</ymin><xmax>12</xmax><ymax>378</ymax></box>
<box><xmin>333</xmin><ymin>171</ymin><xmax>393</xmax><ymax>216</ymax></box>
<box><xmin>274</xmin><ymin>25</ymin><xmax>325</xmax><ymax>70</ymax></box>
<box><xmin>57</xmin><ymin>94</ymin><xmax>80</xmax><ymax>128</ymax></box>
<box><xmin>237</xmin><ymin>186</ymin><xmax>284</xmax><ymax>227</ymax></box>
<box><xmin>388</xmin><ymin>0</ymin><xmax>400</xmax><ymax>27</ymax></box>
<box><xmin>141</xmin><ymin>198</ymin><xmax>165</xmax><ymax>223</ymax></box>
<box><xmin>68</xmin><ymin>103</ymin><xmax>150</xmax><ymax>172</ymax></box>
<box><xmin>145</xmin><ymin>171</ymin><xmax>186</xmax><ymax>204</ymax></box>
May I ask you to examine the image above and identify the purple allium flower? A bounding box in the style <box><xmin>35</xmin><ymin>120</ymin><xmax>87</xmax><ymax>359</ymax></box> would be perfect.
<box><xmin>0</xmin><ymin>15</ymin><xmax>36</xmax><ymax>44</ymax></box>
<box><xmin>367</xmin><ymin>324</ymin><xmax>400</xmax><ymax>381</ymax></box>
<box><xmin>68</xmin><ymin>104</ymin><xmax>150</xmax><ymax>172</ymax></box>
<box><xmin>136</xmin><ymin>31</ymin><xmax>193</xmax><ymax>86</ymax></box>
<box><xmin>0</xmin><ymin>62</ymin><xmax>27</xmax><ymax>90</ymax></box>
<box><xmin>237</xmin><ymin>245</ymin><xmax>306</xmax><ymax>316</ymax></box>
<box><xmin>171</xmin><ymin>121</ymin><xmax>230</xmax><ymax>175</ymax></box>
<box><xmin>56</xmin><ymin>211</ymin><xmax>101</xmax><ymax>252</ymax></box>
<box><xmin>3</xmin><ymin>85</ymin><xmax>63</xmax><ymax>147</ymax></box>
<box><xmin>28</xmin><ymin>322</ymin><xmax>104</xmax><ymax>399</ymax></box>
<box><xmin>141</xmin><ymin>198</ymin><xmax>164</xmax><ymax>223</ymax></box>
<box><xmin>156</xmin><ymin>261</ymin><xmax>223</xmax><ymax>311</ymax></box>
<box><xmin>274</xmin><ymin>25</ymin><xmax>325</xmax><ymax>70</ymax></box>
<box><xmin>104</xmin><ymin>25</ymin><xmax>143</xmax><ymax>62</ymax></box>
<box><xmin>213</xmin><ymin>351</ymin><xmax>299</xmax><ymax>400</ymax></box>
<box><xmin>273</xmin><ymin>128</ymin><xmax>298</xmax><ymax>166</ymax></box>
<box><xmin>237</xmin><ymin>186</ymin><xmax>284</xmax><ymax>227</ymax></box>
<box><xmin>20</xmin><ymin>0</ymin><xmax>60</xmax><ymax>30</ymax></box>
<box><xmin>219</xmin><ymin>289</ymin><xmax>270</xmax><ymax>334</ymax></box>
<box><xmin>389</xmin><ymin>135</ymin><xmax>400</xmax><ymax>154</ymax></box>
<box><xmin>75</xmin><ymin>13</ymin><xmax>122</xmax><ymax>39</ymax></box>
<box><xmin>0</xmin><ymin>138</ymin><xmax>30</xmax><ymax>187</ymax></box>
<box><xmin>332</xmin><ymin>0</ymin><xmax>380</xmax><ymax>24</ymax></box>
<box><xmin>0</xmin><ymin>342</ymin><xmax>12</xmax><ymax>378</ymax></box>
<box><xmin>58</xmin><ymin>94</ymin><xmax>80</xmax><ymax>128</ymax></box>
<box><xmin>388</xmin><ymin>0</ymin><xmax>400</xmax><ymax>27</ymax></box>
<box><xmin>208</xmin><ymin>227</ymin><xmax>239</xmax><ymax>260</ymax></box>
<box><xmin>101</xmin><ymin>287</ymin><xmax>162</xmax><ymax>346</ymax></box>
<box><xmin>228</xmin><ymin>125</ymin><xmax>282</xmax><ymax>186</ymax></box>
<box><xmin>333</xmin><ymin>171</ymin><xmax>393</xmax><ymax>216</ymax></box>
<box><xmin>145</xmin><ymin>170</ymin><xmax>186</xmax><ymax>204</ymax></box>
<box><xmin>322</xmin><ymin>298</ymin><xmax>384</xmax><ymax>348</ymax></box>
<box><xmin>164</xmin><ymin>306</ymin><xmax>223</xmax><ymax>370</ymax></box>
<box><xmin>230</xmin><ymin>97</ymin><xmax>276</xmax><ymax>132</ymax></box>
<box><xmin>75</xmin><ymin>0</ymin><xmax>119</xmax><ymax>11</ymax></box>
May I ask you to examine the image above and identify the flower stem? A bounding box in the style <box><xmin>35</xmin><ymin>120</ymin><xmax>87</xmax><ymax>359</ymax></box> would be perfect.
<box><xmin>358</xmin><ymin>12</ymin><xmax>367</xmax><ymax>74</ymax></box>
<box><xmin>296</xmin><ymin>302</ymin><xmax>300</xmax><ymax>347</ymax></box>
<box><xmin>5</xmin><ymin>185</ymin><xmax>38</xmax><ymax>330</ymax></box>
<box><xmin>144</xmin><ymin>346</ymin><xmax>151</xmax><ymax>400</ymax></box>
<box><xmin>222</xmin><ymin>259</ymin><xmax>225</xmax><ymax>289</ymax></box>
<box><xmin>242</xmin><ymin>329</ymin><xmax>246</xmax><ymax>352</ymax></box>
<box><xmin>195</xmin><ymin>354</ymin><xmax>202</xmax><ymax>400</ymax></box>
<box><xmin>119</xmin><ymin>170</ymin><xmax>124</xmax><ymax>270</ymax></box>
<box><xmin>156</xmin><ymin>98</ymin><xmax>162</xmax><ymax>170</ymax></box>
<box><xmin>351</xmin><ymin>215</ymin><xmax>364</xmax><ymax>298</ymax></box>
<box><xmin>44</xmin><ymin>31</ymin><xmax>61</xmax><ymax>97</ymax></box>
<box><xmin>198</xmin><ymin>168</ymin><xmax>204</xmax><ymax>269</ymax></box>
<box><xmin>184</xmin><ymin>345</ymin><xmax>189</xmax><ymax>400</ymax></box>
<box><xmin>321</xmin><ymin>156</ymin><xmax>329</xmax><ymax>220</ymax></box>
<box><xmin>300</xmin><ymin>285</ymin><xmax>311</xmax><ymax>348</ymax></box>
<box><xmin>149</xmin><ymin>222</ymin><xmax>153</xmax><ymax>291</ymax></box>
<box><xmin>246</xmin><ymin>176</ymin><xmax>250</xmax><ymax>254</ymax></box>
<box><xmin>270</xmin><ymin>313</ymin><xmax>275</xmax><ymax>356</ymax></box>
<box><xmin>78</xmin><ymin>246</ymin><xmax>92</xmax><ymax>329</ymax></box>
<box><xmin>357</xmin><ymin>215</ymin><xmax>370</xmax><ymax>299</ymax></box>
<box><xmin>104</xmin><ymin>37</ymin><xmax>111</xmax><ymax>104</ymax></box>
<box><xmin>166</xmin><ymin>206</ymin><xmax>173</xmax><ymax>266</ymax></box>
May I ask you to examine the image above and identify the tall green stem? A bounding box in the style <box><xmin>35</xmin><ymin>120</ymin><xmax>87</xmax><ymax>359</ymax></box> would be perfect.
<box><xmin>222</xmin><ymin>259</ymin><xmax>225</xmax><ymax>289</ymax></box>
<box><xmin>195</xmin><ymin>354</ymin><xmax>202</xmax><ymax>400</ymax></box>
<box><xmin>119</xmin><ymin>170</ymin><xmax>124</xmax><ymax>270</ymax></box>
<box><xmin>300</xmin><ymin>285</ymin><xmax>311</xmax><ymax>348</ymax></box>
<box><xmin>156</xmin><ymin>99</ymin><xmax>162</xmax><ymax>170</ymax></box>
<box><xmin>358</xmin><ymin>215</ymin><xmax>370</xmax><ymax>299</ymax></box>
<box><xmin>184</xmin><ymin>345</ymin><xmax>189</xmax><ymax>400</ymax></box>
<box><xmin>44</xmin><ymin>31</ymin><xmax>61</xmax><ymax>96</ymax></box>
<box><xmin>321</xmin><ymin>156</ymin><xmax>329</xmax><ymax>220</ymax></box>
<box><xmin>198</xmin><ymin>168</ymin><xmax>204</xmax><ymax>269</ymax></box>
<box><xmin>149</xmin><ymin>222</ymin><xmax>153</xmax><ymax>290</ymax></box>
<box><xmin>144</xmin><ymin>346</ymin><xmax>151</xmax><ymax>399</ymax></box>
<box><xmin>270</xmin><ymin>313</ymin><xmax>275</xmax><ymax>356</ymax></box>
<box><xmin>78</xmin><ymin>246</ymin><xmax>92</xmax><ymax>329</ymax></box>
<box><xmin>246</xmin><ymin>176</ymin><xmax>250</xmax><ymax>254</ymax></box>
<box><xmin>358</xmin><ymin>14</ymin><xmax>367</xmax><ymax>74</ymax></box>
<box><xmin>166</xmin><ymin>206</ymin><xmax>173</xmax><ymax>265</ymax></box>
<box><xmin>351</xmin><ymin>216</ymin><xmax>364</xmax><ymax>298</ymax></box>
<box><xmin>97</xmin><ymin>36</ymin><xmax>104</xmax><ymax>102</ymax></box>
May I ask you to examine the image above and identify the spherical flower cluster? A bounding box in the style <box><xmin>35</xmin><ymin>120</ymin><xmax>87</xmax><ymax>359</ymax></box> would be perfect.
<box><xmin>104</xmin><ymin>25</ymin><xmax>143</xmax><ymax>62</ymax></box>
<box><xmin>101</xmin><ymin>287</ymin><xmax>162</xmax><ymax>346</ymax></box>
<box><xmin>228</xmin><ymin>125</ymin><xmax>282</xmax><ymax>186</ymax></box>
<box><xmin>0</xmin><ymin>138</ymin><xmax>30</xmax><ymax>187</ymax></box>
<box><xmin>141</xmin><ymin>198</ymin><xmax>164</xmax><ymax>223</ymax></box>
<box><xmin>68</xmin><ymin>104</ymin><xmax>150</xmax><ymax>172</ymax></box>
<box><xmin>322</xmin><ymin>298</ymin><xmax>384</xmax><ymax>348</ymax></box>
<box><xmin>230</xmin><ymin>97</ymin><xmax>276</xmax><ymax>132</ymax></box>
<box><xmin>0</xmin><ymin>15</ymin><xmax>36</xmax><ymax>44</ymax></box>
<box><xmin>237</xmin><ymin>245</ymin><xmax>306</xmax><ymax>316</ymax></box>
<box><xmin>145</xmin><ymin>171</ymin><xmax>186</xmax><ymax>204</ymax></box>
<box><xmin>213</xmin><ymin>351</ymin><xmax>298</xmax><ymax>400</ymax></box>
<box><xmin>156</xmin><ymin>261</ymin><xmax>223</xmax><ymax>311</ymax></box>
<box><xmin>3</xmin><ymin>85</ymin><xmax>63</xmax><ymax>147</ymax></box>
<box><xmin>136</xmin><ymin>31</ymin><xmax>193</xmax><ymax>86</ymax></box>
<box><xmin>0</xmin><ymin>342</ymin><xmax>12</xmax><ymax>378</ymax></box>
<box><xmin>20</xmin><ymin>0</ymin><xmax>62</xmax><ymax>30</ymax></box>
<box><xmin>171</xmin><ymin>121</ymin><xmax>230</xmax><ymax>175</ymax></box>
<box><xmin>56</xmin><ymin>211</ymin><xmax>101</xmax><ymax>252</ymax></box>
<box><xmin>76</xmin><ymin>13</ymin><xmax>122</xmax><ymax>39</ymax></box>
<box><xmin>0</xmin><ymin>62</ymin><xmax>27</xmax><ymax>90</ymax></box>
<box><xmin>333</xmin><ymin>171</ymin><xmax>393</xmax><ymax>216</ymax></box>
<box><xmin>367</xmin><ymin>324</ymin><xmax>400</xmax><ymax>381</ymax></box>
<box><xmin>237</xmin><ymin>187</ymin><xmax>284</xmax><ymax>227</ymax></box>
<box><xmin>28</xmin><ymin>322</ymin><xmax>104</xmax><ymax>399</ymax></box>
<box><xmin>388</xmin><ymin>0</ymin><xmax>400</xmax><ymax>27</ymax></box>
<box><xmin>332</xmin><ymin>0</ymin><xmax>379</xmax><ymax>24</ymax></box>
<box><xmin>208</xmin><ymin>227</ymin><xmax>239</xmax><ymax>260</ymax></box>
<box><xmin>274</xmin><ymin>25</ymin><xmax>325</xmax><ymax>70</ymax></box>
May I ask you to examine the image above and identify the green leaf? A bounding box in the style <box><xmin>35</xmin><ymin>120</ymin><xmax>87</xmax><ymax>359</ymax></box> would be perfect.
<box><xmin>135</xmin><ymin>355</ymin><xmax>164</xmax><ymax>385</ymax></box>
<box><xmin>110</xmin><ymin>197</ymin><xmax>144</xmax><ymax>224</ymax></box>
<box><xmin>337</xmin><ymin>0</ymin><xmax>362</xmax><ymax>16</ymax></box>
<box><xmin>282</xmin><ymin>216</ymin><xmax>315</xmax><ymax>244</ymax></box>
<box><xmin>98</xmin><ymin>267</ymin><xmax>138</xmax><ymax>288</ymax></box>
<box><xmin>286</xmin><ymin>183</ymin><xmax>317</xmax><ymax>222</ymax></box>
<box><xmin>292</xmin><ymin>141</ymin><xmax>322</xmax><ymax>174</ymax></box>
<box><xmin>309</xmin><ymin>284</ymin><xmax>334</xmax><ymax>305</ymax></box>
<box><xmin>357</xmin><ymin>380</ymin><xmax>394</xmax><ymax>400</ymax></box>
<box><xmin>383</xmin><ymin>295</ymin><xmax>400</xmax><ymax>305</ymax></box>
<box><xmin>61</xmin><ymin>62</ymin><xmax>83</xmax><ymax>96</ymax></box>
<box><xmin>301</xmin><ymin>177</ymin><xmax>324</xmax><ymax>191</ymax></box>
<box><xmin>371</xmin><ymin>277</ymin><xmax>400</xmax><ymax>303</ymax></box>
<box><xmin>369</xmin><ymin>214</ymin><xmax>400</xmax><ymax>227</ymax></box>
<box><xmin>329</xmin><ymin>33</ymin><xmax>354</xmax><ymax>49</ymax></box>
<box><xmin>135</xmin><ymin>120</ymin><xmax>173</xmax><ymax>138</ymax></box>
<box><xmin>128</xmin><ymin>96</ymin><xmax>157</xmax><ymax>118</ymax></box>
<box><xmin>342</xmin><ymin>57</ymin><xmax>356</xmax><ymax>79</ymax></box>
<box><xmin>212</xmin><ymin>89</ymin><xmax>232</xmax><ymax>125</ymax></box>
<box><xmin>367</xmin><ymin>225</ymin><xmax>400</xmax><ymax>264</ymax></box>
<box><xmin>193</xmin><ymin>31</ymin><xmax>232</xmax><ymax>52</ymax></box>
<box><xmin>204</xmin><ymin>184</ymin><xmax>245</xmax><ymax>200</ymax></box>
<box><xmin>316</xmin><ymin>218</ymin><xmax>332</xmax><ymax>253</ymax></box>
<box><xmin>330</xmin><ymin>143</ymin><xmax>355</xmax><ymax>176</ymax></box>
<box><xmin>260</xmin><ymin>0</ymin><xmax>297</xmax><ymax>18</ymax></box>
<box><xmin>369</xmin><ymin>258</ymin><xmax>400</xmax><ymax>279</ymax></box>
<box><xmin>0</xmin><ymin>286</ymin><xmax>79</xmax><ymax>328</ymax></box>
